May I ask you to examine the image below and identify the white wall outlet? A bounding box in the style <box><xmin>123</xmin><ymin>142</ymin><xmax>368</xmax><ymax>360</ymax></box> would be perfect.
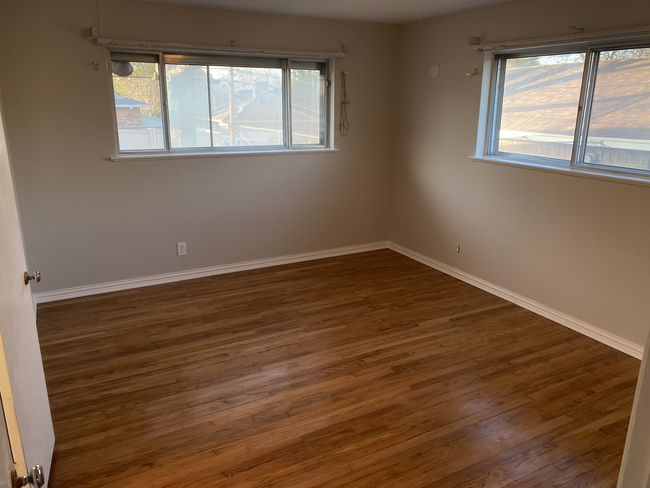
<box><xmin>455</xmin><ymin>244</ymin><xmax>461</xmax><ymax>253</ymax></box>
<box><xmin>177</xmin><ymin>242</ymin><xmax>187</xmax><ymax>256</ymax></box>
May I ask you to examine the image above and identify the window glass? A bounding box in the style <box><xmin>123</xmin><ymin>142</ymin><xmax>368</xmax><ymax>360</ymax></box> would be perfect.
<box><xmin>209</xmin><ymin>66</ymin><xmax>284</xmax><ymax>147</ymax></box>
<box><xmin>497</xmin><ymin>53</ymin><xmax>585</xmax><ymax>162</ymax></box>
<box><xmin>109</xmin><ymin>51</ymin><xmax>330</xmax><ymax>155</ymax></box>
<box><xmin>111</xmin><ymin>61</ymin><xmax>165</xmax><ymax>151</ymax></box>
<box><xmin>583</xmin><ymin>48</ymin><xmax>650</xmax><ymax>171</ymax></box>
<box><xmin>291</xmin><ymin>69</ymin><xmax>323</xmax><ymax>145</ymax></box>
<box><xmin>166</xmin><ymin>64</ymin><xmax>211</xmax><ymax>149</ymax></box>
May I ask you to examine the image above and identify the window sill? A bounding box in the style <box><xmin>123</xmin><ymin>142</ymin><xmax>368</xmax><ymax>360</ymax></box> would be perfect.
<box><xmin>470</xmin><ymin>156</ymin><xmax>650</xmax><ymax>189</ymax></box>
<box><xmin>111</xmin><ymin>148</ymin><xmax>340</xmax><ymax>162</ymax></box>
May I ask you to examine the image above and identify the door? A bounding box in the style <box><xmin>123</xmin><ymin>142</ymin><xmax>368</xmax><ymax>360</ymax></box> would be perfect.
<box><xmin>0</xmin><ymin>86</ymin><xmax>55</xmax><ymax>485</ymax></box>
<box><xmin>0</xmin><ymin>397</ymin><xmax>14</xmax><ymax>488</ymax></box>
<box><xmin>618</xmin><ymin>329</ymin><xmax>650</xmax><ymax>488</ymax></box>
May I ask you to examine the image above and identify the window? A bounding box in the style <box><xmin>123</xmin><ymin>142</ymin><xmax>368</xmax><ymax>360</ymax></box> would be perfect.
<box><xmin>109</xmin><ymin>51</ymin><xmax>330</xmax><ymax>156</ymax></box>
<box><xmin>480</xmin><ymin>37</ymin><xmax>650</xmax><ymax>180</ymax></box>
<box><xmin>578</xmin><ymin>47</ymin><xmax>650</xmax><ymax>173</ymax></box>
<box><xmin>111</xmin><ymin>54</ymin><xmax>165</xmax><ymax>152</ymax></box>
<box><xmin>491</xmin><ymin>52</ymin><xmax>586</xmax><ymax>163</ymax></box>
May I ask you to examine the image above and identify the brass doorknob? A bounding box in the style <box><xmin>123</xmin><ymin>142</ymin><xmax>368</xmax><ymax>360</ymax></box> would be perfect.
<box><xmin>13</xmin><ymin>465</ymin><xmax>44</xmax><ymax>487</ymax></box>
<box><xmin>24</xmin><ymin>271</ymin><xmax>41</xmax><ymax>286</ymax></box>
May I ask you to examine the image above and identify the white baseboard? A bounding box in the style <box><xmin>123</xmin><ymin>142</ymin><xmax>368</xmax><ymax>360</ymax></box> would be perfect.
<box><xmin>33</xmin><ymin>241</ymin><xmax>389</xmax><ymax>305</ymax></box>
<box><xmin>388</xmin><ymin>241</ymin><xmax>644</xmax><ymax>360</ymax></box>
<box><xmin>33</xmin><ymin>239</ymin><xmax>643</xmax><ymax>359</ymax></box>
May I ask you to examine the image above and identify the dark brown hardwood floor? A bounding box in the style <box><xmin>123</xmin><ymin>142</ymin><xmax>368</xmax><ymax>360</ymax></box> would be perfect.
<box><xmin>36</xmin><ymin>249</ymin><xmax>640</xmax><ymax>487</ymax></box>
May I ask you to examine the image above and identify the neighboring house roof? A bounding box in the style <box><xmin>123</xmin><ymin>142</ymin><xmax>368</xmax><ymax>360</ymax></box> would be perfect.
<box><xmin>114</xmin><ymin>94</ymin><xmax>150</xmax><ymax>108</ymax></box>
<box><xmin>501</xmin><ymin>58</ymin><xmax>650</xmax><ymax>140</ymax></box>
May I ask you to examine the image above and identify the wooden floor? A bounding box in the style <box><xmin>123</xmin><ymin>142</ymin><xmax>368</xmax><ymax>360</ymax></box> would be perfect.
<box><xmin>37</xmin><ymin>250</ymin><xmax>640</xmax><ymax>488</ymax></box>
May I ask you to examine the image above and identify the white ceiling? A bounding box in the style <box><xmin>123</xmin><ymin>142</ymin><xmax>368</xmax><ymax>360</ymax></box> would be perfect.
<box><xmin>143</xmin><ymin>0</ymin><xmax>515</xmax><ymax>24</ymax></box>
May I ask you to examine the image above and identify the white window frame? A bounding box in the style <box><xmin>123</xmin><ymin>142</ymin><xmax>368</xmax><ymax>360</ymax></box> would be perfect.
<box><xmin>473</xmin><ymin>28</ymin><xmax>650</xmax><ymax>186</ymax></box>
<box><xmin>101</xmin><ymin>39</ymin><xmax>340</xmax><ymax>160</ymax></box>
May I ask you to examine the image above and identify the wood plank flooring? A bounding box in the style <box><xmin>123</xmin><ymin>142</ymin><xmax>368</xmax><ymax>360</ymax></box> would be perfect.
<box><xmin>36</xmin><ymin>249</ymin><xmax>640</xmax><ymax>488</ymax></box>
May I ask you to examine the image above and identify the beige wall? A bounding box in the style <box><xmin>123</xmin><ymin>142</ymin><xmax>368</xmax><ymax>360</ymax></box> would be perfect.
<box><xmin>2</xmin><ymin>0</ymin><xmax>650</xmax><ymax>350</ymax></box>
<box><xmin>0</xmin><ymin>0</ymin><xmax>396</xmax><ymax>292</ymax></box>
<box><xmin>390</xmin><ymin>0</ymin><xmax>650</xmax><ymax>347</ymax></box>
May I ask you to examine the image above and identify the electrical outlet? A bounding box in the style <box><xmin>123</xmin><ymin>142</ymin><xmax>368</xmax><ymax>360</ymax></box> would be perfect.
<box><xmin>455</xmin><ymin>244</ymin><xmax>461</xmax><ymax>254</ymax></box>
<box><xmin>177</xmin><ymin>242</ymin><xmax>187</xmax><ymax>256</ymax></box>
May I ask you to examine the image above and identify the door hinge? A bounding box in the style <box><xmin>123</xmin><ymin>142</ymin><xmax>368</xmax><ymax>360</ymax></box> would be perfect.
<box><xmin>13</xmin><ymin>465</ymin><xmax>44</xmax><ymax>488</ymax></box>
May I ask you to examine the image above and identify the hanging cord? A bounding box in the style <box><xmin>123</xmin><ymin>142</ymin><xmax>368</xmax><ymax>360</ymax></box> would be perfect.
<box><xmin>339</xmin><ymin>71</ymin><xmax>350</xmax><ymax>136</ymax></box>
